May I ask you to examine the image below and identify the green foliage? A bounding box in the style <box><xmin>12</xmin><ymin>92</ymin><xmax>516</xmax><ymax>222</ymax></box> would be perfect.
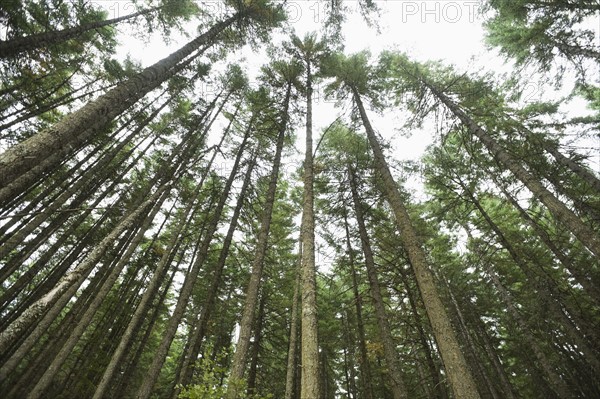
<box><xmin>177</xmin><ymin>348</ymin><xmax>273</xmax><ymax>399</ymax></box>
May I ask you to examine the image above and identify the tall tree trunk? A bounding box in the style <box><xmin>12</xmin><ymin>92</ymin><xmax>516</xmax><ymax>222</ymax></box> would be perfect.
<box><xmin>394</xmin><ymin>262</ymin><xmax>447</xmax><ymax>399</ymax></box>
<box><xmin>0</xmin><ymin>184</ymin><xmax>169</xmax><ymax>355</ymax></box>
<box><xmin>247</xmin><ymin>293</ymin><xmax>266</xmax><ymax>396</ymax></box>
<box><xmin>91</xmin><ymin>125</ymin><xmax>229</xmax><ymax>399</ymax></box>
<box><xmin>352</xmin><ymin>87</ymin><xmax>481</xmax><ymax>399</ymax></box>
<box><xmin>348</xmin><ymin>166</ymin><xmax>408</xmax><ymax>399</ymax></box>
<box><xmin>493</xmin><ymin>176</ymin><xmax>600</xmax><ymax>303</ymax></box>
<box><xmin>226</xmin><ymin>84</ymin><xmax>291</xmax><ymax>399</ymax></box>
<box><xmin>462</xmin><ymin>184</ymin><xmax>600</xmax><ymax>373</ymax></box>
<box><xmin>478</xmin><ymin>247</ymin><xmax>572</xmax><ymax>398</ymax></box>
<box><xmin>300</xmin><ymin>61</ymin><xmax>321</xmax><ymax>399</ymax></box>
<box><xmin>425</xmin><ymin>82</ymin><xmax>600</xmax><ymax>257</ymax></box>
<box><xmin>0</xmin><ymin>12</ymin><xmax>244</xmax><ymax>187</ymax></box>
<box><xmin>0</xmin><ymin>7</ymin><xmax>160</xmax><ymax>58</ymax></box>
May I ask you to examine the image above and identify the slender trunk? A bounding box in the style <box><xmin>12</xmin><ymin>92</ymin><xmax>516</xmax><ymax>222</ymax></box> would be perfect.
<box><xmin>25</xmin><ymin>190</ymin><xmax>170</xmax><ymax>399</ymax></box>
<box><xmin>285</xmin><ymin>249</ymin><xmax>302</xmax><ymax>399</ymax></box>
<box><xmin>426</xmin><ymin>82</ymin><xmax>600</xmax><ymax>257</ymax></box>
<box><xmin>463</xmin><ymin>185</ymin><xmax>600</xmax><ymax>372</ymax></box>
<box><xmin>342</xmin><ymin>210</ymin><xmax>375</xmax><ymax>399</ymax></box>
<box><xmin>300</xmin><ymin>62</ymin><xmax>320</xmax><ymax>399</ymax></box>
<box><xmin>0</xmin><ymin>7</ymin><xmax>160</xmax><ymax>58</ymax></box>
<box><xmin>226</xmin><ymin>84</ymin><xmax>291</xmax><ymax>399</ymax></box>
<box><xmin>542</xmin><ymin>139</ymin><xmax>600</xmax><ymax>194</ymax></box>
<box><xmin>394</xmin><ymin>263</ymin><xmax>447</xmax><ymax>399</ymax></box>
<box><xmin>173</xmin><ymin>152</ymin><xmax>255</xmax><ymax>396</ymax></box>
<box><xmin>482</xmin><ymin>254</ymin><xmax>572</xmax><ymax>398</ymax></box>
<box><xmin>493</xmin><ymin>177</ymin><xmax>600</xmax><ymax>304</ymax></box>
<box><xmin>114</xmin><ymin>264</ymin><xmax>179</xmax><ymax>398</ymax></box>
<box><xmin>0</xmin><ymin>12</ymin><xmax>243</xmax><ymax>187</ymax></box>
<box><xmin>91</xmin><ymin>130</ymin><xmax>227</xmax><ymax>399</ymax></box>
<box><xmin>135</xmin><ymin>127</ymin><xmax>251</xmax><ymax>399</ymax></box>
<box><xmin>352</xmin><ymin>87</ymin><xmax>481</xmax><ymax>399</ymax></box>
<box><xmin>348</xmin><ymin>166</ymin><xmax>407</xmax><ymax>399</ymax></box>
<box><xmin>247</xmin><ymin>294</ymin><xmax>266</xmax><ymax>396</ymax></box>
<box><xmin>0</xmin><ymin>184</ymin><xmax>168</xmax><ymax>355</ymax></box>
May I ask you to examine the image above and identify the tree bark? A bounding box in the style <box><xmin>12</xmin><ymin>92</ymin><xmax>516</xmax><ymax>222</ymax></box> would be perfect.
<box><xmin>0</xmin><ymin>12</ymin><xmax>243</xmax><ymax>187</ymax></box>
<box><xmin>300</xmin><ymin>61</ymin><xmax>321</xmax><ymax>399</ymax></box>
<box><xmin>352</xmin><ymin>87</ymin><xmax>481</xmax><ymax>399</ymax></box>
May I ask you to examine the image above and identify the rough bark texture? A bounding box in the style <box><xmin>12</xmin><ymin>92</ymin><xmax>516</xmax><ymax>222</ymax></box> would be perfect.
<box><xmin>300</xmin><ymin>65</ymin><xmax>321</xmax><ymax>399</ymax></box>
<box><xmin>0</xmin><ymin>13</ymin><xmax>241</xmax><ymax>187</ymax></box>
<box><xmin>352</xmin><ymin>88</ymin><xmax>481</xmax><ymax>399</ymax></box>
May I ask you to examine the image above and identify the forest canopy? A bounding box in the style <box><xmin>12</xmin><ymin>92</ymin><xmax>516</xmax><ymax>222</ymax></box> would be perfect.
<box><xmin>0</xmin><ymin>1</ymin><xmax>599</xmax><ymax>398</ymax></box>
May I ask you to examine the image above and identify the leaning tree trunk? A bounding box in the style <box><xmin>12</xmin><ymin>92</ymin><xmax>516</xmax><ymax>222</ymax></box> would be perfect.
<box><xmin>226</xmin><ymin>84</ymin><xmax>291</xmax><ymax>399</ymax></box>
<box><xmin>352</xmin><ymin>87</ymin><xmax>481</xmax><ymax>399</ymax></box>
<box><xmin>171</xmin><ymin>150</ymin><xmax>256</xmax><ymax>397</ymax></box>
<box><xmin>0</xmin><ymin>6</ymin><xmax>160</xmax><ymax>58</ymax></box>
<box><xmin>348</xmin><ymin>166</ymin><xmax>408</xmax><ymax>399</ymax></box>
<box><xmin>0</xmin><ymin>11</ymin><xmax>245</xmax><ymax>188</ymax></box>
<box><xmin>0</xmin><ymin>183</ymin><xmax>169</xmax><ymax>355</ymax></box>
<box><xmin>25</xmin><ymin>190</ymin><xmax>170</xmax><ymax>399</ymax></box>
<box><xmin>91</xmin><ymin>122</ymin><xmax>232</xmax><ymax>399</ymax></box>
<box><xmin>424</xmin><ymin>82</ymin><xmax>600</xmax><ymax>257</ymax></box>
<box><xmin>492</xmin><ymin>175</ymin><xmax>600</xmax><ymax>305</ymax></box>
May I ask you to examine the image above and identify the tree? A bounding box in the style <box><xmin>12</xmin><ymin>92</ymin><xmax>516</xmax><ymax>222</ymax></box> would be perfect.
<box><xmin>0</xmin><ymin>0</ymin><xmax>284</xmax><ymax>190</ymax></box>
<box><xmin>324</xmin><ymin>51</ymin><xmax>482</xmax><ymax>399</ymax></box>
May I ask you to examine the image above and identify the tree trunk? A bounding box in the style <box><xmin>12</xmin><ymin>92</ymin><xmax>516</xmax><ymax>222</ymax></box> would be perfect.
<box><xmin>25</xmin><ymin>190</ymin><xmax>169</xmax><ymax>399</ymax></box>
<box><xmin>172</xmin><ymin>149</ymin><xmax>256</xmax><ymax>396</ymax></box>
<box><xmin>226</xmin><ymin>84</ymin><xmax>291</xmax><ymax>399</ymax></box>
<box><xmin>300</xmin><ymin>62</ymin><xmax>321</xmax><ymax>399</ymax></box>
<box><xmin>247</xmin><ymin>293</ymin><xmax>266</xmax><ymax>396</ymax></box>
<box><xmin>0</xmin><ymin>7</ymin><xmax>160</xmax><ymax>58</ymax></box>
<box><xmin>91</xmin><ymin>125</ymin><xmax>228</xmax><ymax>399</ymax></box>
<box><xmin>342</xmin><ymin>210</ymin><xmax>375</xmax><ymax>399</ymax></box>
<box><xmin>352</xmin><ymin>87</ymin><xmax>481</xmax><ymax>399</ymax></box>
<box><xmin>0</xmin><ymin>183</ymin><xmax>168</xmax><ymax>355</ymax></box>
<box><xmin>0</xmin><ymin>12</ymin><xmax>243</xmax><ymax>187</ymax></box>
<box><xmin>493</xmin><ymin>176</ymin><xmax>600</xmax><ymax>304</ymax></box>
<box><xmin>425</xmin><ymin>82</ymin><xmax>600</xmax><ymax>257</ymax></box>
<box><xmin>348</xmin><ymin>165</ymin><xmax>408</xmax><ymax>399</ymax></box>
<box><xmin>135</xmin><ymin>126</ymin><xmax>251</xmax><ymax>399</ymax></box>
<box><xmin>285</xmin><ymin>249</ymin><xmax>302</xmax><ymax>399</ymax></box>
